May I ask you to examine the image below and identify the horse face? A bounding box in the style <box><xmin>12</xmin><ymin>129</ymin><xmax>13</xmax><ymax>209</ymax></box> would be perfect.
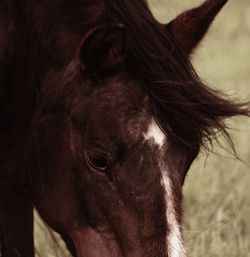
<box><xmin>30</xmin><ymin>74</ymin><xmax>189</xmax><ymax>257</ymax></box>
<box><xmin>67</xmin><ymin>77</ymin><xmax>189</xmax><ymax>257</ymax></box>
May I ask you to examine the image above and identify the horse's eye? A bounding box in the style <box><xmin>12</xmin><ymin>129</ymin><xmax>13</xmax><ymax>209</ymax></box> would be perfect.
<box><xmin>86</xmin><ymin>150</ymin><xmax>110</xmax><ymax>172</ymax></box>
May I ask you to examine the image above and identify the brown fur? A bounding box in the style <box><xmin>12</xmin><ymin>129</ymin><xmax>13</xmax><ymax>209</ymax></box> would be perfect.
<box><xmin>0</xmin><ymin>1</ymin><xmax>249</xmax><ymax>257</ymax></box>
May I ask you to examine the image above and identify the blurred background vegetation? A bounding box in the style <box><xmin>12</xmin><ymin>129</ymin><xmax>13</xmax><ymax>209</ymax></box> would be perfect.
<box><xmin>35</xmin><ymin>1</ymin><xmax>250</xmax><ymax>256</ymax></box>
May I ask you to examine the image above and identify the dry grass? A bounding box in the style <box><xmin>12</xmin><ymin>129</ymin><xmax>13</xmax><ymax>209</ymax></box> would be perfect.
<box><xmin>35</xmin><ymin>1</ymin><xmax>250</xmax><ymax>256</ymax></box>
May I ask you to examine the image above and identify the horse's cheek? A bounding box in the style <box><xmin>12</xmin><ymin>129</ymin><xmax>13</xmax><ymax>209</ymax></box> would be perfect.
<box><xmin>28</xmin><ymin>115</ymin><xmax>81</xmax><ymax>233</ymax></box>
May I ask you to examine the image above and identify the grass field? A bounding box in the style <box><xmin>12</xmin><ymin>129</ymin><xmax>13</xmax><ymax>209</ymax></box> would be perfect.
<box><xmin>35</xmin><ymin>1</ymin><xmax>250</xmax><ymax>256</ymax></box>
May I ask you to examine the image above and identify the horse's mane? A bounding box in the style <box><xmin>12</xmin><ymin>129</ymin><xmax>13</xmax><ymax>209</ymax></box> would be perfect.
<box><xmin>101</xmin><ymin>0</ymin><xmax>249</xmax><ymax>150</ymax></box>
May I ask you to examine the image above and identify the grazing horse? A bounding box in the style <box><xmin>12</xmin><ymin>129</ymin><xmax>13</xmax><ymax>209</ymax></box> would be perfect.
<box><xmin>0</xmin><ymin>0</ymin><xmax>249</xmax><ymax>256</ymax></box>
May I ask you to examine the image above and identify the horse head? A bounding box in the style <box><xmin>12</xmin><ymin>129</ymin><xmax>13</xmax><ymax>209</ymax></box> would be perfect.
<box><xmin>20</xmin><ymin>0</ymin><xmax>247</xmax><ymax>256</ymax></box>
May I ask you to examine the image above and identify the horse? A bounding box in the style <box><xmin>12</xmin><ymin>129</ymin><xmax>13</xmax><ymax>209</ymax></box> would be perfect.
<box><xmin>0</xmin><ymin>0</ymin><xmax>249</xmax><ymax>256</ymax></box>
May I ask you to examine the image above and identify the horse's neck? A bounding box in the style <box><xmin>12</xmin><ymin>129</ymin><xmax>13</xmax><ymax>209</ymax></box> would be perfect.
<box><xmin>0</xmin><ymin>2</ymin><xmax>38</xmax><ymax>148</ymax></box>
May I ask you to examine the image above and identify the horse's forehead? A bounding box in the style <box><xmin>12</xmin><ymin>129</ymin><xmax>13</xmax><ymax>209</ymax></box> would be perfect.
<box><xmin>85</xmin><ymin>79</ymin><xmax>168</xmax><ymax>146</ymax></box>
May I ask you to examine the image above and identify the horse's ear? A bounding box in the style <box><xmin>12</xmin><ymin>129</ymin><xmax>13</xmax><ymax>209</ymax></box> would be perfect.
<box><xmin>166</xmin><ymin>0</ymin><xmax>228</xmax><ymax>55</ymax></box>
<box><xmin>79</xmin><ymin>24</ymin><xmax>126</xmax><ymax>75</ymax></box>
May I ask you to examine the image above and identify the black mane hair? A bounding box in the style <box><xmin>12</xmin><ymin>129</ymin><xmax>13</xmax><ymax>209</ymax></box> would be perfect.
<box><xmin>101</xmin><ymin>0</ymin><xmax>249</xmax><ymax>150</ymax></box>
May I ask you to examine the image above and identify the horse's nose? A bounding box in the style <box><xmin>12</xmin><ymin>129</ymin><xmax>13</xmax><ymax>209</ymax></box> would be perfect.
<box><xmin>72</xmin><ymin>226</ymin><xmax>168</xmax><ymax>257</ymax></box>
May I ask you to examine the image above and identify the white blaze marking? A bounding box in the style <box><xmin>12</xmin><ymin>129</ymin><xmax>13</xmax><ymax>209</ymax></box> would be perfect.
<box><xmin>160</xmin><ymin>166</ymin><xmax>186</xmax><ymax>257</ymax></box>
<box><xmin>144</xmin><ymin>118</ymin><xmax>185</xmax><ymax>257</ymax></box>
<box><xmin>144</xmin><ymin>119</ymin><xmax>165</xmax><ymax>148</ymax></box>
